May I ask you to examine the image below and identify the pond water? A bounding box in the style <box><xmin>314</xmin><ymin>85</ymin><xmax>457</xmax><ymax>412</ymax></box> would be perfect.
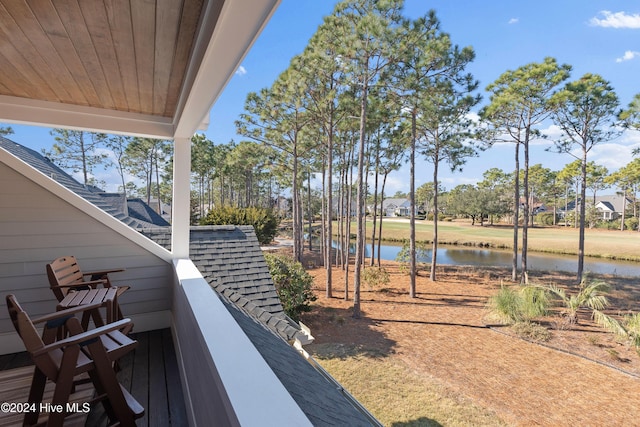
<box><xmin>327</xmin><ymin>240</ymin><xmax>640</xmax><ymax>277</ymax></box>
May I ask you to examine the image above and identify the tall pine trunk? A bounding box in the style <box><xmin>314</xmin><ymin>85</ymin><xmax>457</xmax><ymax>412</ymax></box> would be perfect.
<box><xmin>370</xmin><ymin>149</ymin><xmax>380</xmax><ymax>267</ymax></box>
<box><xmin>430</xmin><ymin>151</ymin><xmax>439</xmax><ymax>281</ymax></box>
<box><xmin>377</xmin><ymin>173</ymin><xmax>388</xmax><ymax>267</ymax></box>
<box><xmin>409</xmin><ymin>110</ymin><xmax>417</xmax><ymax>298</ymax></box>
<box><xmin>577</xmin><ymin>154</ymin><xmax>587</xmax><ymax>282</ymax></box>
<box><xmin>521</xmin><ymin>127</ymin><xmax>530</xmax><ymax>284</ymax></box>
<box><xmin>292</xmin><ymin>143</ymin><xmax>302</xmax><ymax>263</ymax></box>
<box><xmin>512</xmin><ymin>141</ymin><xmax>520</xmax><ymax>282</ymax></box>
<box><xmin>353</xmin><ymin>75</ymin><xmax>369</xmax><ymax>318</ymax></box>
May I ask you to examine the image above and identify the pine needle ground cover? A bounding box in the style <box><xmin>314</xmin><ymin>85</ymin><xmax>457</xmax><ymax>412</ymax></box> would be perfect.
<box><xmin>302</xmin><ymin>261</ymin><xmax>640</xmax><ymax>426</ymax></box>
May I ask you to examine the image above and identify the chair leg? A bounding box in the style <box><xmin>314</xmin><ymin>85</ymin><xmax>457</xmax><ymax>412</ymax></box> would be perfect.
<box><xmin>86</xmin><ymin>340</ymin><xmax>136</xmax><ymax>426</ymax></box>
<box><xmin>23</xmin><ymin>367</ymin><xmax>46</xmax><ymax>426</ymax></box>
<box><xmin>48</xmin><ymin>346</ymin><xmax>81</xmax><ymax>427</ymax></box>
<box><xmin>88</xmin><ymin>367</ymin><xmax>119</xmax><ymax>424</ymax></box>
<box><xmin>90</xmin><ymin>307</ymin><xmax>105</xmax><ymax>328</ymax></box>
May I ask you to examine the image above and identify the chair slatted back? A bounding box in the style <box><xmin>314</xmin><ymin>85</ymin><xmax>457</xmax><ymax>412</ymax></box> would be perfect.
<box><xmin>6</xmin><ymin>295</ymin><xmax>60</xmax><ymax>380</ymax></box>
<box><xmin>46</xmin><ymin>256</ymin><xmax>85</xmax><ymax>300</ymax></box>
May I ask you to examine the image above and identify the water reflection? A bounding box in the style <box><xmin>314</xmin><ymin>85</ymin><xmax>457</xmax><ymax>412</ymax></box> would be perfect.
<box><xmin>327</xmin><ymin>240</ymin><xmax>640</xmax><ymax>276</ymax></box>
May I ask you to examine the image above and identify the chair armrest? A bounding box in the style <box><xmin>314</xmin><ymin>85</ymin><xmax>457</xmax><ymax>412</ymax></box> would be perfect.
<box><xmin>31</xmin><ymin>301</ymin><xmax>104</xmax><ymax>324</ymax></box>
<box><xmin>80</xmin><ymin>279</ymin><xmax>109</xmax><ymax>287</ymax></box>
<box><xmin>82</xmin><ymin>268</ymin><xmax>125</xmax><ymax>277</ymax></box>
<box><xmin>51</xmin><ymin>280</ymin><xmax>106</xmax><ymax>292</ymax></box>
<box><xmin>32</xmin><ymin>318</ymin><xmax>133</xmax><ymax>356</ymax></box>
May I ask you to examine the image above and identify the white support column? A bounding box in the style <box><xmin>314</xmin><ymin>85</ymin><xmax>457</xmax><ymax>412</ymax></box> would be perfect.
<box><xmin>171</xmin><ymin>137</ymin><xmax>192</xmax><ymax>258</ymax></box>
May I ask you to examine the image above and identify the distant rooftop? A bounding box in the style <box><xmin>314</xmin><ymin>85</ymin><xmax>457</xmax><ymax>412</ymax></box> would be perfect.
<box><xmin>0</xmin><ymin>136</ymin><xmax>169</xmax><ymax>228</ymax></box>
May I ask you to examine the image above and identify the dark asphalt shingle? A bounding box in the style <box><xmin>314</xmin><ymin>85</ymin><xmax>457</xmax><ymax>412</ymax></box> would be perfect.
<box><xmin>0</xmin><ymin>137</ymin><xmax>168</xmax><ymax>228</ymax></box>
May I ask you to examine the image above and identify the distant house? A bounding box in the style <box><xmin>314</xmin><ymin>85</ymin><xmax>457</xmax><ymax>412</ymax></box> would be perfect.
<box><xmin>375</xmin><ymin>198</ymin><xmax>414</xmax><ymax>217</ymax></box>
<box><xmin>595</xmin><ymin>194</ymin><xmax>632</xmax><ymax>220</ymax></box>
<box><xmin>275</xmin><ymin>196</ymin><xmax>291</xmax><ymax>218</ymax></box>
<box><xmin>559</xmin><ymin>194</ymin><xmax>633</xmax><ymax>221</ymax></box>
<box><xmin>533</xmin><ymin>204</ymin><xmax>547</xmax><ymax>214</ymax></box>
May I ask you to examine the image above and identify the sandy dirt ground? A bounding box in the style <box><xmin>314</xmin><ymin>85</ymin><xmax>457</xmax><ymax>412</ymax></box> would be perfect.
<box><xmin>300</xmin><ymin>259</ymin><xmax>640</xmax><ymax>427</ymax></box>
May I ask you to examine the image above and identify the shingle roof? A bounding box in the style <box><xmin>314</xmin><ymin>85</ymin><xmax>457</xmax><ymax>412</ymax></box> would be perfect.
<box><xmin>142</xmin><ymin>225</ymin><xmax>306</xmax><ymax>342</ymax></box>
<box><xmin>597</xmin><ymin>201</ymin><xmax>615</xmax><ymax>212</ymax></box>
<box><xmin>99</xmin><ymin>193</ymin><xmax>169</xmax><ymax>226</ymax></box>
<box><xmin>223</xmin><ymin>298</ymin><xmax>376</xmax><ymax>427</ymax></box>
<box><xmin>0</xmin><ymin>137</ymin><xmax>168</xmax><ymax>228</ymax></box>
<box><xmin>595</xmin><ymin>195</ymin><xmax>631</xmax><ymax>213</ymax></box>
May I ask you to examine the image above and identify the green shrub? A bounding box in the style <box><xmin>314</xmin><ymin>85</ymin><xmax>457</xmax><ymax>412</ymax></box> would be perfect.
<box><xmin>200</xmin><ymin>205</ymin><xmax>279</xmax><ymax>244</ymax></box>
<box><xmin>535</xmin><ymin>212</ymin><xmax>557</xmax><ymax>226</ymax></box>
<box><xmin>427</xmin><ymin>212</ymin><xmax>446</xmax><ymax>221</ymax></box>
<box><xmin>486</xmin><ymin>285</ymin><xmax>524</xmax><ymax>324</ymax></box>
<box><xmin>395</xmin><ymin>241</ymin><xmax>430</xmax><ymax>274</ymax></box>
<box><xmin>264</xmin><ymin>253</ymin><xmax>316</xmax><ymax>322</ymax></box>
<box><xmin>362</xmin><ymin>266</ymin><xmax>390</xmax><ymax>289</ymax></box>
<box><xmin>595</xmin><ymin>219</ymin><xmax>620</xmax><ymax>230</ymax></box>
<box><xmin>625</xmin><ymin>216</ymin><xmax>639</xmax><ymax>231</ymax></box>
<box><xmin>520</xmin><ymin>286</ymin><xmax>549</xmax><ymax>319</ymax></box>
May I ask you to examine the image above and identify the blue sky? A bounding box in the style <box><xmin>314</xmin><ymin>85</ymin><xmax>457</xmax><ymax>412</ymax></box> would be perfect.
<box><xmin>4</xmin><ymin>0</ymin><xmax>640</xmax><ymax>194</ymax></box>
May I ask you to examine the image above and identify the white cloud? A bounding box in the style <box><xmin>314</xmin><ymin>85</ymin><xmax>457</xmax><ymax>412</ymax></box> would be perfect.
<box><xmin>235</xmin><ymin>66</ymin><xmax>247</xmax><ymax>76</ymax></box>
<box><xmin>589</xmin><ymin>11</ymin><xmax>640</xmax><ymax>29</ymax></box>
<box><xmin>508</xmin><ymin>18</ymin><xmax>519</xmax><ymax>25</ymax></box>
<box><xmin>620</xmin><ymin>129</ymin><xmax>640</xmax><ymax>145</ymax></box>
<box><xmin>588</xmin><ymin>143</ymin><xmax>636</xmax><ymax>170</ymax></box>
<box><xmin>384</xmin><ymin>174</ymin><xmax>410</xmax><ymax>195</ymax></box>
<box><xmin>616</xmin><ymin>50</ymin><xmax>640</xmax><ymax>62</ymax></box>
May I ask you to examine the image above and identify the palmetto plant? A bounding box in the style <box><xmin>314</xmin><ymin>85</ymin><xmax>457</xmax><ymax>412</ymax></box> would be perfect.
<box><xmin>623</xmin><ymin>313</ymin><xmax>640</xmax><ymax>354</ymax></box>
<box><xmin>486</xmin><ymin>285</ymin><xmax>548</xmax><ymax>325</ymax></box>
<box><xmin>545</xmin><ymin>276</ymin><xmax>626</xmax><ymax>335</ymax></box>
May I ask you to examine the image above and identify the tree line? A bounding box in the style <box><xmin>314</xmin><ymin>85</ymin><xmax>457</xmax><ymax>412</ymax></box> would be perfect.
<box><xmin>233</xmin><ymin>0</ymin><xmax>640</xmax><ymax>314</ymax></box>
<box><xmin>437</xmin><ymin>157</ymin><xmax>640</xmax><ymax>231</ymax></box>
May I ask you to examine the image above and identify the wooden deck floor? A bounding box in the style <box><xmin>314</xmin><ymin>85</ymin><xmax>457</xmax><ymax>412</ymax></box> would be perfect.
<box><xmin>0</xmin><ymin>328</ymin><xmax>187</xmax><ymax>427</ymax></box>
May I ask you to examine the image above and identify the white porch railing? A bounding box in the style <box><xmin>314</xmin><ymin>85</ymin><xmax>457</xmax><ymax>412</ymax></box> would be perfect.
<box><xmin>171</xmin><ymin>259</ymin><xmax>312</xmax><ymax>427</ymax></box>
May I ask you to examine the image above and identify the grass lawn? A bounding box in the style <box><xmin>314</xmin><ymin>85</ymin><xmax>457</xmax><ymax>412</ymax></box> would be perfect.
<box><xmin>313</xmin><ymin>347</ymin><xmax>504</xmax><ymax>427</ymax></box>
<box><xmin>343</xmin><ymin>219</ymin><xmax>640</xmax><ymax>261</ymax></box>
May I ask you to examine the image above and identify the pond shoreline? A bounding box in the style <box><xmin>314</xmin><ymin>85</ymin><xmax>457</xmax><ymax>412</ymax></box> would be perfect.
<box><xmin>317</xmin><ymin>218</ymin><xmax>640</xmax><ymax>262</ymax></box>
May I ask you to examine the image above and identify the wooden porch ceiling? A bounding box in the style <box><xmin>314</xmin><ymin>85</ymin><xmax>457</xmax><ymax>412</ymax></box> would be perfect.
<box><xmin>0</xmin><ymin>0</ymin><xmax>207</xmax><ymax>117</ymax></box>
<box><xmin>0</xmin><ymin>0</ymin><xmax>280</xmax><ymax>139</ymax></box>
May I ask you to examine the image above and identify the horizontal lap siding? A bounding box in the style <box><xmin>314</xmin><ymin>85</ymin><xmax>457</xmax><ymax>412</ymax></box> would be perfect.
<box><xmin>0</xmin><ymin>163</ymin><xmax>172</xmax><ymax>335</ymax></box>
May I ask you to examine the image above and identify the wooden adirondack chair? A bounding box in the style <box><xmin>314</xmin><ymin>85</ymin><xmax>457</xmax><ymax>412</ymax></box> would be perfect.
<box><xmin>6</xmin><ymin>294</ymin><xmax>144</xmax><ymax>427</ymax></box>
<box><xmin>46</xmin><ymin>256</ymin><xmax>131</xmax><ymax>329</ymax></box>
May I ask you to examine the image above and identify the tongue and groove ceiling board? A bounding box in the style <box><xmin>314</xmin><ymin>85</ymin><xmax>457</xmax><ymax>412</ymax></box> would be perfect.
<box><xmin>0</xmin><ymin>0</ymin><xmax>280</xmax><ymax>139</ymax></box>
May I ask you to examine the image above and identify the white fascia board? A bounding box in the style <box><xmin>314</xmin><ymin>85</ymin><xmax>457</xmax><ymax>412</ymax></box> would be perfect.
<box><xmin>173</xmin><ymin>0</ymin><xmax>281</xmax><ymax>139</ymax></box>
<box><xmin>0</xmin><ymin>149</ymin><xmax>173</xmax><ymax>262</ymax></box>
<box><xmin>0</xmin><ymin>95</ymin><xmax>175</xmax><ymax>139</ymax></box>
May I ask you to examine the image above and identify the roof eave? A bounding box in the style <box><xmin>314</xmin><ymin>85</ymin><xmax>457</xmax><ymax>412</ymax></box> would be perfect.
<box><xmin>173</xmin><ymin>0</ymin><xmax>281</xmax><ymax>139</ymax></box>
<box><xmin>0</xmin><ymin>0</ymin><xmax>281</xmax><ymax>141</ymax></box>
<box><xmin>0</xmin><ymin>95</ymin><xmax>175</xmax><ymax>139</ymax></box>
